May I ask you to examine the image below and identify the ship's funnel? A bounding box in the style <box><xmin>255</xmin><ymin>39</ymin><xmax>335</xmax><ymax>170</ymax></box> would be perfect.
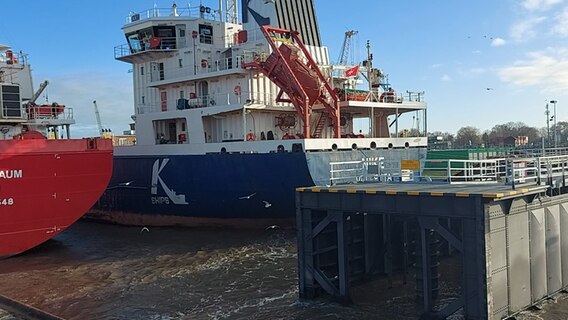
<box><xmin>242</xmin><ymin>0</ymin><xmax>321</xmax><ymax>47</ymax></box>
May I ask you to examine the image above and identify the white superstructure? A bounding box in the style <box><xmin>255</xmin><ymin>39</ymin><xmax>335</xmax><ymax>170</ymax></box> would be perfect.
<box><xmin>114</xmin><ymin>1</ymin><xmax>427</xmax><ymax>155</ymax></box>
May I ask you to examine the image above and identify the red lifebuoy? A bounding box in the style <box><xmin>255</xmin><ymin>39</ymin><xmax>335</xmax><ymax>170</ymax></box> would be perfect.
<box><xmin>234</xmin><ymin>85</ymin><xmax>241</xmax><ymax>96</ymax></box>
<box><xmin>246</xmin><ymin>133</ymin><xmax>256</xmax><ymax>141</ymax></box>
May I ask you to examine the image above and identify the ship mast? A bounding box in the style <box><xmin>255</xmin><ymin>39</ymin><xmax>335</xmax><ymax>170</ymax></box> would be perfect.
<box><xmin>225</xmin><ymin>0</ymin><xmax>238</xmax><ymax>24</ymax></box>
<box><xmin>366</xmin><ymin>40</ymin><xmax>374</xmax><ymax>136</ymax></box>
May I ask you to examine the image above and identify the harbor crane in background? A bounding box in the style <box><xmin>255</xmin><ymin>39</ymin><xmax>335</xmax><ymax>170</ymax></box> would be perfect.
<box><xmin>93</xmin><ymin>100</ymin><xmax>104</xmax><ymax>137</ymax></box>
<box><xmin>337</xmin><ymin>30</ymin><xmax>358</xmax><ymax>65</ymax></box>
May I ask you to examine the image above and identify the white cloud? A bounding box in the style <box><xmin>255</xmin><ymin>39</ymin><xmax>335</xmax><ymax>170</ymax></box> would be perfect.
<box><xmin>37</xmin><ymin>72</ymin><xmax>134</xmax><ymax>138</ymax></box>
<box><xmin>431</xmin><ymin>63</ymin><xmax>443</xmax><ymax>68</ymax></box>
<box><xmin>552</xmin><ymin>6</ymin><xmax>568</xmax><ymax>36</ymax></box>
<box><xmin>522</xmin><ymin>0</ymin><xmax>563</xmax><ymax>11</ymax></box>
<box><xmin>510</xmin><ymin>16</ymin><xmax>547</xmax><ymax>41</ymax></box>
<box><xmin>472</xmin><ymin>50</ymin><xmax>483</xmax><ymax>55</ymax></box>
<box><xmin>441</xmin><ymin>74</ymin><xmax>452</xmax><ymax>81</ymax></box>
<box><xmin>491</xmin><ymin>38</ymin><xmax>507</xmax><ymax>46</ymax></box>
<box><xmin>498</xmin><ymin>47</ymin><xmax>568</xmax><ymax>92</ymax></box>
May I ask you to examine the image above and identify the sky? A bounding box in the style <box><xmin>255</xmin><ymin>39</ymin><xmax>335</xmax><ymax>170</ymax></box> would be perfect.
<box><xmin>1</xmin><ymin>0</ymin><xmax>567</xmax><ymax>137</ymax></box>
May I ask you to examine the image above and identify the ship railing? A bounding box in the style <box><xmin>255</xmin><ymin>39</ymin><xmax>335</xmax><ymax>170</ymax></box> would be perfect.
<box><xmin>125</xmin><ymin>5</ymin><xmax>219</xmax><ymax>24</ymax></box>
<box><xmin>241</xmin><ymin>50</ymin><xmax>271</xmax><ymax>65</ymax></box>
<box><xmin>0</xmin><ymin>50</ymin><xmax>28</xmax><ymax>66</ymax></box>
<box><xmin>149</xmin><ymin>56</ymin><xmax>244</xmax><ymax>83</ymax></box>
<box><xmin>115</xmin><ymin>36</ymin><xmax>179</xmax><ymax>59</ymax></box>
<box><xmin>25</xmin><ymin>106</ymin><xmax>74</xmax><ymax>122</ymax></box>
<box><xmin>329</xmin><ymin>157</ymin><xmax>385</xmax><ymax>185</ymax></box>
<box><xmin>176</xmin><ymin>91</ymin><xmax>246</xmax><ymax>109</ymax></box>
<box><xmin>136</xmin><ymin>90</ymin><xmax>290</xmax><ymax>114</ymax></box>
<box><xmin>334</xmin><ymin>88</ymin><xmax>426</xmax><ymax>104</ymax></box>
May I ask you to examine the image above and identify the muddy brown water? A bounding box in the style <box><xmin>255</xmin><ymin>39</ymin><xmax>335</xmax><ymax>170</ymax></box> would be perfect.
<box><xmin>0</xmin><ymin>221</ymin><xmax>566</xmax><ymax>319</ymax></box>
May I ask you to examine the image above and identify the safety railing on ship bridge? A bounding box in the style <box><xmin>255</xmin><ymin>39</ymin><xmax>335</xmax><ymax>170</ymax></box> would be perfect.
<box><xmin>124</xmin><ymin>5</ymin><xmax>225</xmax><ymax>24</ymax></box>
<box><xmin>134</xmin><ymin>90</ymin><xmax>294</xmax><ymax>114</ymax></box>
<box><xmin>146</xmin><ymin>56</ymin><xmax>245</xmax><ymax>83</ymax></box>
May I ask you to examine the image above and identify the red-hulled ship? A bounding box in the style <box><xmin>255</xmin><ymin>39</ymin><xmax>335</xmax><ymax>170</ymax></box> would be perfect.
<box><xmin>0</xmin><ymin>45</ymin><xmax>113</xmax><ymax>257</ymax></box>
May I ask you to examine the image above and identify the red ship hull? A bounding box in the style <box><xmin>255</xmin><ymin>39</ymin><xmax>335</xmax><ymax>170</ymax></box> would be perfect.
<box><xmin>0</xmin><ymin>138</ymin><xmax>113</xmax><ymax>257</ymax></box>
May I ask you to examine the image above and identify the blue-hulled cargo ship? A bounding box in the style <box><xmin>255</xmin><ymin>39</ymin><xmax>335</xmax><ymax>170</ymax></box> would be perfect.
<box><xmin>90</xmin><ymin>0</ymin><xmax>428</xmax><ymax>226</ymax></box>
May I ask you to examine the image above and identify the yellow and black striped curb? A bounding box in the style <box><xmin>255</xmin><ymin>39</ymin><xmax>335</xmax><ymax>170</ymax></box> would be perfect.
<box><xmin>295</xmin><ymin>187</ymin><xmax>531</xmax><ymax>199</ymax></box>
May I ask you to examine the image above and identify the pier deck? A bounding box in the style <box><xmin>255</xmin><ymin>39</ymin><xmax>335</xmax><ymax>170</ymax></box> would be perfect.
<box><xmin>296</xmin><ymin>181</ymin><xmax>567</xmax><ymax>319</ymax></box>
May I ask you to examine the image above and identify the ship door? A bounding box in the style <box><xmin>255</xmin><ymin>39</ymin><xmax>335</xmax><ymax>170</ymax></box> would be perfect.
<box><xmin>151</xmin><ymin>62</ymin><xmax>165</xmax><ymax>82</ymax></box>
<box><xmin>168</xmin><ymin>123</ymin><xmax>176</xmax><ymax>143</ymax></box>
<box><xmin>177</xmin><ymin>26</ymin><xmax>186</xmax><ymax>48</ymax></box>
<box><xmin>198</xmin><ymin>81</ymin><xmax>208</xmax><ymax>107</ymax></box>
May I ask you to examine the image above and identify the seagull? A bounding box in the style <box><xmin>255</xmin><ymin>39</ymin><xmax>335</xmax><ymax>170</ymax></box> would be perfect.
<box><xmin>140</xmin><ymin>227</ymin><xmax>150</xmax><ymax>233</ymax></box>
<box><xmin>486</xmin><ymin>87</ymin><xmax>493</xmax><ymax>91</ymax></box>
<box><xmin>262</xmin><ymin>200</ymin><xmax>272</xmax><ymax>208</ymax></box>
<box><xmin>265</xmin><ymin>225</ymin><xmax>280</xmax><ymax>230</ymax></box>
<box><xmin>238</xmin><ymin>192</ymin><xmax>257</xmax><ymax>200</ymax></box>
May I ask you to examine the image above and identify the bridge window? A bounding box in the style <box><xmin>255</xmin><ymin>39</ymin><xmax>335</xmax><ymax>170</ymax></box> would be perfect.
<box><xmin>199</xmin><ymin>24</ymin><xmax>213</xmax><ymax>44</ymax></box>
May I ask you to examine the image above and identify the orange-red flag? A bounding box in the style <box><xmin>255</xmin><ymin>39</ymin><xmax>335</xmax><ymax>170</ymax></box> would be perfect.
<box><xmin>345</xmin><ymin>66</ymin><xmax>359</xmax><ymax>77</ymax></box>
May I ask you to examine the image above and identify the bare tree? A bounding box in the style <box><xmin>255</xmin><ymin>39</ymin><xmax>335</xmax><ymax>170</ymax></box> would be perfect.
<box><xmin>455</xmin><ymin>126</ymin><xmax>482</xmax><ymax>148</ymax></box>
<box><xmin>486</xmin><ymin>122</ymin><xmax>540</xmax><ymax>147</ymax></box>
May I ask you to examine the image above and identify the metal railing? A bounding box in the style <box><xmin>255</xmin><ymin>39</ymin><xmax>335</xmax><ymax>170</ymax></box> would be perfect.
<box><xmin>135</xmin><ymin>90</ymin><xmax>294</xmax><ymax>114</ymax></box>
<box><xmin>512</xmin><ymin>147</ymin><xmax>568</xmax><ymax>157</ymax></box>
<box><xmin>421</xmin><ymin>156</ymin><xmax>568</xmax><ymax>188</ymax></box>
<box><xmin>329</xmin><ymin>157</ymin><xmax>384</xmax><ymax>185</ymax></box>
<box><xmin>421</xmin><ymin>159</ymin><xmax>504</xmax><ymax>184</ymax></box>
<box><xmin>148</xmin><ymin>56</ymin><xmax>244</xmax><ymax>83</ymax></box>
<box><xmin>26</xmin><ymin>106</ymin><xmax>74</xmax><ymax>122</ymax></box>
<box><xmin>125</xmin><ymin>6</ymin><xmax>216</xmax><ymax>24</ymax></box>
<box><xmin>329</xmin><ymin>154</ymin><xmax>568</xmax><ymax>189</ymax></box>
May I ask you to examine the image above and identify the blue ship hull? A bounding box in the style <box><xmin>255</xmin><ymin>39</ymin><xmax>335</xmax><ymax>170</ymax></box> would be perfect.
<box><xmin>92</xmin><ymin>152</ymin><xmax>315</xmax><ymax>226</ymax></box>
<box><xmin>91</xmin><ymin>148</ymin><xmax>426</xmax><ymax>227</ymax></box>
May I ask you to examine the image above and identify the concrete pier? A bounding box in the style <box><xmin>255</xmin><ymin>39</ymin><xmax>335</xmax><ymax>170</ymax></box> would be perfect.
<box><xmin>296</xmin><ymin>182</ymin><xmax>567</xmax><ymax>319</ymax></box>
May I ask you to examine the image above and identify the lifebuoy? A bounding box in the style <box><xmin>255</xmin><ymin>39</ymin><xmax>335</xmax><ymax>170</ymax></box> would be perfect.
<box><xmin>246</xmin><ymin>133</ymin><xmax>256</xmax><ymax>141</ymax></box>
<box><xmin>234</xmin><ymin>85</ymin><xmax>241</xmax><ymax>96</ymax></box>
<box><xmin>201</xmin><ymin>59</ymin><xmax>208</xmax><ymax>68</ymax></box>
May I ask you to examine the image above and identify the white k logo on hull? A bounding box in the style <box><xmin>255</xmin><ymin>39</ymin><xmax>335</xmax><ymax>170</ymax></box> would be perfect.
<box><xmin>151</xmin><ymin>159</ymin><xmax>188</xmax><ymax>205</ymax></box>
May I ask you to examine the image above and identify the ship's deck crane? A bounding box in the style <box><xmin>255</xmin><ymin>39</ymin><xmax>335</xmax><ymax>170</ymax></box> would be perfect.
<box><xmin>93</xmin><ymin>100</ymin><xmax>103</xmax><ymax>137</ymax></box>
<box><xmin>26</xmin><ymin>80</ymin><xmax>49</xmax><ymax>106</ymax></box>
